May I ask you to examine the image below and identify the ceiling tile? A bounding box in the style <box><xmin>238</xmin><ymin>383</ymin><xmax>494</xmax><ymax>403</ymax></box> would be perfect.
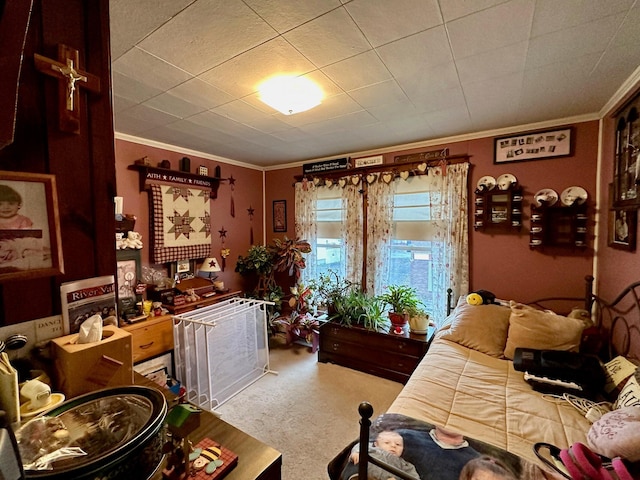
<box><xmin>345</xmin><ymin>0</ymin><xmax>442</xmax><ymax>47</ymax></box>
<box><xmin>112</xmin><ymin>47</ymin><xmax>192</xmax><ymax>91</ymax></box>
<box><xmin>439</xmin><ymin>0</ymin><xmax>511</xmax><ymax>22</ymax></box>
<box><xmin>456</xmin><ymin>41</ymin><xmax>528</xmax><ymax>85</ymax></box>
<box><xmin>143</xmin><ymin>92</ymin><xmax>208</xmax><ymax>119</ymax></box>
<box><xmin>111</xmin><ymin>72</ymin><xmax>163</xmax><ymax>103</ymax></box>
<box><xmin>139</xmin><ymin>0</ymin><xmax>278</xmax><ymax>75</ymax></box>
<box><xmin>377</xmin><ymin>26</ymin><xmax>454</xmax><ymax>79</ymax></box>
<box><xmin>243</xmin><ymin>0</ymin><xmax>342</xmax><ymax>34</ymax></box>
<box><xmin>322</xmin><ymin>50</ymin><xmax>393</xmax><ymax>92</ymax></box>
<box><xmin>531</xmin><ymin>0</ymin><xmax>634</xmax><ymax>37</ymax></box>
<box><xmin>166</xmin><ymin>78</ymin><xmax>235</xmax><ymax>110</ymax></box>
<box><xmin>197</xmin><ymin>37</ymin><xmax>317</xmax><ymax>98</ymax></box>
<box><xmin>109</xmin><ymin>0</ymin><xmax>194</xmax><ymax>60</ymax></box>
<box><xmin>348</xmin><ymin>80</ymin><xmax>408</xmax><ymax>109</ymax></box>
<box><xmin>283</xmin><ymin>7</ymin><xmax>371</xmax><ymax>68</ymax></box>
<box><xmin>447</xmin><ymin>0</ymin><xmax>535</xmax><ymax>60</ymax></box>
<box><xmin>526</xmin><ymin>13</ymin><xmax>626</xmax><ymax>69</ymax></box>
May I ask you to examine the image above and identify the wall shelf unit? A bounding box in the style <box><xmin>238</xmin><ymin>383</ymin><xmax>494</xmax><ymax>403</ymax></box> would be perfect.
<box><xmin>128</xmin><ymin>164</ymin><xmax>224</xmax><ymax>199</ymax></box>
<box><xmin>473</xmin><ymin>185</ymin><xmax>523</xmax><ymax>231</ymax></box>
<box><xmin>529</xmin><ymin>204</ymin><xmax>588</xmax><ymax>249</ymax></box>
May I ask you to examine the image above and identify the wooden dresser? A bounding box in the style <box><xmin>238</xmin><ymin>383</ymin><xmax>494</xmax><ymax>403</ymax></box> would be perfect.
<box><xmin>318</xmin><ymin>322</ymin><xmax>430</xmax><ymax>384</ymax></box>
<box><xmin>122</xmin><ymin>315</ymin><xmax>174</xmax><ymax>364</ymax></box>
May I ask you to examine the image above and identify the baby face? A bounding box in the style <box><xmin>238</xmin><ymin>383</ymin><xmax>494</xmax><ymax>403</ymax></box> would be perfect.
<box><xmin>0</xmin><ymin>201</ymin><xmax>20</xmax><ymax>219</ymax></box>
<box><xmin>375</xmin><ymin>431</ymin><xmax>404</xmax><ymax>457</ymax></box>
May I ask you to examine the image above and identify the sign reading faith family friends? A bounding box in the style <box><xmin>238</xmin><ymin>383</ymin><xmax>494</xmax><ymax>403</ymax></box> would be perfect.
<box><xmin>303</xmin><ymin>157</ymin><xmax>350</xmax><ymax>175</ymax></box>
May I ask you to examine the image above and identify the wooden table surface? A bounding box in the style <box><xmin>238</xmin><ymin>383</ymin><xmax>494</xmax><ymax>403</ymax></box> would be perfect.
<box><xmin>136</xmin><ymin>375</ymin><xmax>282</xmax><ymax>480</ymax></box>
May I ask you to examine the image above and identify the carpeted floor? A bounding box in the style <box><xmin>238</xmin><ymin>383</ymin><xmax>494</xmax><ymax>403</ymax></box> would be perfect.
<box><xmin>215</xmin><ymin>336</ymin><xmax>404</xmax><ymax>480</ymax></box>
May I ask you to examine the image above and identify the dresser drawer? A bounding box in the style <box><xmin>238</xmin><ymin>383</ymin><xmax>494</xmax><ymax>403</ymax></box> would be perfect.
<box><xmin>123</xmin><ymin>316</ymin><xmax>174</xmax><ymax>363</ymax></box>
<box><xmin>320</xmin><ymin>338</ymin><xmax>420</xmax><ymax>374</ymax></box>
<box><xmin>321</xmin><ymin>323</ymin><xmax>426</xmax><ymax>357</ymax></box>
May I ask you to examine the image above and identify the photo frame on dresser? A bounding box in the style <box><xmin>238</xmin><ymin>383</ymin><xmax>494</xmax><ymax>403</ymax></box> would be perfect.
<box><xmin>0</xmin><ymin>171</ymin><xmax>64</xmax><ymax>282</ymax></box>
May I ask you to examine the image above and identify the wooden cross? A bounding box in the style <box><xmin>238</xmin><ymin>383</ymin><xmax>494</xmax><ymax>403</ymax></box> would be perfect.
<box><xmin>34</xmin><ymin>44</ymin><xmax>100</xmax><ymax>134</ymax></box>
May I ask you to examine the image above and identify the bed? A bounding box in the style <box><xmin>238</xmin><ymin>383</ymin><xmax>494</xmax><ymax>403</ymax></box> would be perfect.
<box><xmin>328</xmin><ymin>277</ymin><xmax>640</xmax><ymax>480</ymax></box>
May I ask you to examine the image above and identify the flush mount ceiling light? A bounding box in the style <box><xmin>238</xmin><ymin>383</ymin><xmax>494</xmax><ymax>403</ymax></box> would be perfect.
<box><xmin>258</xmin><ymin>75</ymin><xmax>323</xmax><ymax>115</ymax></box>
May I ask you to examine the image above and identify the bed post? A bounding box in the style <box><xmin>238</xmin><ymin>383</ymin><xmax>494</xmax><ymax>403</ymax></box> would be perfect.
<box><xmin>584</xmin><ymin>275</ymin><xmax>594</xmax><ymax>311</ymax></box>
<box><xmin>358</xmin><ymin>402</ymin><xmax>373</xmax><ymax>480</ymax></box>
<box><xmin>447</xmin><ymin>288</ymin><xmax>454</xmax><ymax>316</ymax></box>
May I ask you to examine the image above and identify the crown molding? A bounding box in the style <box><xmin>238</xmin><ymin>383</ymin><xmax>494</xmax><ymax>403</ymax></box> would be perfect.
<box><xmin>114</xmin><ymin>132</ymin><xmax>264</xmax><ymax>171</ymax></box>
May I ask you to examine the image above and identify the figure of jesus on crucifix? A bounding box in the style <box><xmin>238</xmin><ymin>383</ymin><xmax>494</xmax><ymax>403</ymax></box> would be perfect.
<box><xmin>34</xmin><ymin>44</ymin><xmax>100</xmax><ymax>134</ymax></box>
<box><xmin>51</xmin><ymin>59</ymin><xmax>88</xmax><ymax>111</ymax></box>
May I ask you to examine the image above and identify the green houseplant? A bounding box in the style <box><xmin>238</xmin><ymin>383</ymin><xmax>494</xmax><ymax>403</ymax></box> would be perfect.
<box><xmin>329</xmin><ymin>289</ymin><xmax>389</xmax><ymax>332</ymax></box>
<box><xmin>379</xmin><ymin>285</ymin><xmax>421</xmax><ymax>327</ymax></box>
<box><xmin>307</xmin><ymin>269</ymin><xmax>355</xmax><ymax>315</ymax></box>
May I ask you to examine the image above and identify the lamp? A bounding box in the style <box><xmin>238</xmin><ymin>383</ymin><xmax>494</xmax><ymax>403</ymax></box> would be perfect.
<box><xmin>258</xmin><ymin>75</ymin><xmax>323</xmax><ymax>115</ymax></box>
<box><xmin>198</xmin><ymin>257</ymin><xmax>221</xmax><ymax>282</ymax></box>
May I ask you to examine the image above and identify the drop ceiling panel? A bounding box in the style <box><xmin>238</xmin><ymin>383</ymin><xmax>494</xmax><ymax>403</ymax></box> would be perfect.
<box><xmin>138</xmin><ymin>0</ymin><xmax>278</xmax><ymax>75</ymax></box>
<box><xmin>344</xmin><ymin>0</ymin><xmax>443</xmax><ymax>47</ymax></box>
<box><xmin>282</xmin><ymin>8</ymin><xmax>372</xmax><ymax>68</ymax></box>
<box><xmin>110</xmin><ymin>0</ymin><xmax>640</xmax><ymax>167</ymax></box>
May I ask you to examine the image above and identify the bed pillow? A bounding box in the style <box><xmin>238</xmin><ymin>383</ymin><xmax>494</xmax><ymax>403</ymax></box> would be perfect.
<box><xmin>437</xmin><ymin>301</ymin><xmax>511</xmax><ymax>357</ymax></box>
<box><xmin>587</xmin><ymin>406</ymin><xmax>640</xmax><ymax>462</ymax></box>
<box><xmin>503</xmin><ymin>301</ymin><xmax>585</xmax><ymax>360</ymax></box>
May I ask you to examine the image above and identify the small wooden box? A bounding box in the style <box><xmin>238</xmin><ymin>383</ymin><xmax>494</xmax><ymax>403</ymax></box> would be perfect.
<box><xmin>51</xmin><ymin>325</ymin><xmax>133</xmax><ymax>398</ymax></box>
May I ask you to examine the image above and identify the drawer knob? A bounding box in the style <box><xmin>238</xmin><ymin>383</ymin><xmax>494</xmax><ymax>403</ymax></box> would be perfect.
<box><xmin>139</xmin><ymin>341</ymin><xmax>155</xmax><ymax>349</ymax></box>
<box><xmin>332</xmin><ymin>343</ymin><xmax>339</xmax><ymax>351</ymax></box>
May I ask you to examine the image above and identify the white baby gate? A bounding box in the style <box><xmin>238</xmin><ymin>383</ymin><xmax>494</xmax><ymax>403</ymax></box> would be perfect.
<box><xmin>172</xmin><ymin>297</ymin><xmax>275</xmax><ymax>410</ymax></box>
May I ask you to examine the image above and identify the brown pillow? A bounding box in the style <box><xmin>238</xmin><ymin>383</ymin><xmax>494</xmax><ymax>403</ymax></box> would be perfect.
<box><xmin>503</xmin><ymin>301</ymin><xmax>585</xmax><ymax>360</ymax></box>
<box><xmin>438</xmin><ymin>301</ymin><xmax>511</xmax><ymax>357</ymax></box>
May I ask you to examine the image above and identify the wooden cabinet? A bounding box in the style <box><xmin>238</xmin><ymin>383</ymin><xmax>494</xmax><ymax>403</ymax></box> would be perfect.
<box><xmin>318</xmin><ymin>322</ymin><xmax>429</xmax><ymax>384</ymax></box>
<box><xmin>529</xmin><ymin>204</ymin><xmax>588</xmax><ymax>249</ymax></box>
<box><xmin>122</xmin><ymin>315</ymin><xmax>174</xmax><ymax>364</ymax></box>
<box><xmin>474</xmin><ymin>186</ymin><xmax>523</xmax><ymax>231</ymax></box>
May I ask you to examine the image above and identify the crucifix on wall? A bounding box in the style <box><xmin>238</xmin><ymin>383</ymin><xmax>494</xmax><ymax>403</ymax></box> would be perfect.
<box><xmin>34</xmin><ymin>44</ymin><xmax>101</xmax><ymax>134</ymax></box>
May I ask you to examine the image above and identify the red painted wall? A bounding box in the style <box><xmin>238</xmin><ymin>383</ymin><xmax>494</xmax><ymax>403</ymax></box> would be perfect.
<box><xmin>267</xmin><ymin>120</ymin><xmax>599</xmax><ymax>303</ymax></box>
<box><xmin>116</xmin><ymin>119</ymin><xmax>601</xmax><ymax>304</ymax></box>
<box><xmin>114</xmin><ymin>139</ymin><xmax>263</xmax><ymax>293</ymax></box>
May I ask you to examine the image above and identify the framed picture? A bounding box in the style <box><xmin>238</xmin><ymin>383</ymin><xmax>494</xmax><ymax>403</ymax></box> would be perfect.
<box><xmin>612</xmin><ymin>93</ymin><xmax>640</xmax><ymax>207</ymax></box>
<box><xmin>608</xmin><ymin>208</ymin><xmax>637</xmax><ymax>251</ymax></box>
<box><xmin>273</xmin><ymin>200</ymin><xmax>287</xmax><ymax>232</ymax></box>
<box><xmin>494</xmin><ymin>127</ymin><xmax>573</xmax><ymax>164</ymax></box>
<box><xmin>169</xmin><ymin>259</ymin><xmax>197</xmax><ymax>280</ymax></box>
<box><xmin>0</xmin><ymin>171</ymin><xmax>64</xmax><ymax>282</ymax></box>
<box><xmin>116</xmin><ymin>249</ymin><xmax>141</xmax><ymax>300</ymax></box>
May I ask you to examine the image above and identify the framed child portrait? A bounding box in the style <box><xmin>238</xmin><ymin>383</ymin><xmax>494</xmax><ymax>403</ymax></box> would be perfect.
<box><xmin>0</xmin><ymin>171</ymin><xmax>64</xmax><ymax>282</ymax></box>
<box><xmin>609</xmin><ymin>208</ymin><xmax>637</xmax><ymax>251</ymax></box>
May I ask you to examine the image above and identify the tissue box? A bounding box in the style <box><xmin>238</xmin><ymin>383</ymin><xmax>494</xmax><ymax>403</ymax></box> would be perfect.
<box><xmin>51</xmin><ymin>325</ymin><xmax>133</xmax><ymax>398</ymax></box>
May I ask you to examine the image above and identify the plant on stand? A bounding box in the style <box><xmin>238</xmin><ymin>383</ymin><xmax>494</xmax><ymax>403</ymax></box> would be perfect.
<box><xmin>307</xmin><ymin>269</ymin><xmax>356</xmax><ymax>316</ymax></box>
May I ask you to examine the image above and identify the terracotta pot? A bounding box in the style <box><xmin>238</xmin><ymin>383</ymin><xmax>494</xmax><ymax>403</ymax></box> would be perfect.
<box><xmin>388</xmin><ymin>311</ymin><xmax>408</xmax><ymax>326</ymax></box>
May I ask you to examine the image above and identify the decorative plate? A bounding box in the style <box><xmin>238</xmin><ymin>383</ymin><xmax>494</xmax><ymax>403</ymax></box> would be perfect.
<box><xmin>560</xmin><ymin>186</ymin><xmax>588</xmax><ymax>206</ymax></box>
<box><xmin>497</xmin><ymin>173</ymin><xmax>517</xmax><ymax>190</ymax></box>
<box><xmin>476</xmin><ymin>175</ymin><xmax>496</xmax><ymax>191</ymax></box>
<box><xmin>534</xmin><ymin>188</ymin><xmax>559</xmax><ymax>207</ymax></box>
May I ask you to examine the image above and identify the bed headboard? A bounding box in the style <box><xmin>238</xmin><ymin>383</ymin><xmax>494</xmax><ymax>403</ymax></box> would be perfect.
<box><xmin>448</xmin><ymin>276</ymin><xmax>640</xmax><ymax>364</ymax></box>
<box><xmin>593</xmin><ymin>280</ymin><xmax>640</xmax><ymax>365</ymax></box>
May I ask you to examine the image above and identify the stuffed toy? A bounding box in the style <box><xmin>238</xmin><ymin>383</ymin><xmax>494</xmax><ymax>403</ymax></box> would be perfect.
<box><xmin>466</xmin><ymin>289</ymin><xmax>497</xmax><ymax>306</ymax></box>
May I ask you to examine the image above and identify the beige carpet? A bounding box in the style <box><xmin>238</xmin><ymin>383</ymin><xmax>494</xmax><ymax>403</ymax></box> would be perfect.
<box><xmin>215</xmin><ymin>336</ymin><xmax>404</xmax><ymax>480</ymax></box>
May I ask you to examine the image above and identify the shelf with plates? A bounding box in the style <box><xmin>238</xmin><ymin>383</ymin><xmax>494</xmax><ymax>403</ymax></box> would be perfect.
<box><xmin>529</xmin><ymin>187</ymin><xmax>589</xmax><ymax>249</ymax></box>
<box><xmin>474</xmin><ymin>174</ymin><xmax>523</xmax><ymax>231</ymax></box>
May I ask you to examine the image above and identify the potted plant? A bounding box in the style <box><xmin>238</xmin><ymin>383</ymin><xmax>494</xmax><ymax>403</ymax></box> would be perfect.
<box><xmin>329</xmin><ymin>289</ymin><xmax>389</xmax><ymax>333</ymax></box>
<box><xmin>307</xmin><ymin>270</ymin><xmax>356</xmax><ymax>315</ymax></box>
<box><xmin>406</xmin><ymin>304</ymin><xmax>432</xmax><ymax>334</ymax></box>
<box><xmin>378</xmin><ymin>285</ymin><xmax>420</xmax><ymax>328</ymax></box>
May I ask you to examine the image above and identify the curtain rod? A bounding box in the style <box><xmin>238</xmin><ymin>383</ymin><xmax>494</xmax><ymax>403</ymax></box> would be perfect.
<box><xmin>293</xmin><ymin>154</ymin><xmax>470</xmax><ymax>183</ymax></box>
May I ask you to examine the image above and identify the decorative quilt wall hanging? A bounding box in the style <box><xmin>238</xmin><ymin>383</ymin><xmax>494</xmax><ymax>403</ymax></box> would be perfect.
<box><xmin>150</xmin><ymin>184</ymin><xmax>211</xmax><ymax>264</ymax></box>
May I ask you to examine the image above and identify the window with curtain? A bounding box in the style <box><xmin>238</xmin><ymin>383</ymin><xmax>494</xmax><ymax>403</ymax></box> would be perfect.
<box><xmin>295</xmin><ymin>162</ymin><xmax>469</xmax><ymax>323</ymax></box>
